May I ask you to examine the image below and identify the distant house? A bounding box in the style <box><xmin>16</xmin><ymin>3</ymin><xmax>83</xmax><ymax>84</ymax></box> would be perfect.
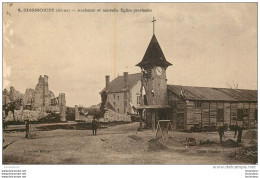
<box><xmin>100</xmin><ymin>31</ymin><xmax>257</xmax><ymax>130</ymax></box>
<box><xmin>100</xmin><ymin>73</ymin><xmax>142</xmax><ymax>115</ymax></box>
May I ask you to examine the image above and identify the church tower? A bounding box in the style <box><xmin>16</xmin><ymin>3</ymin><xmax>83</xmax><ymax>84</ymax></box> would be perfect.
<box><xmin>136</xmin><ymin>34</ymin><xmax>172</xmax><ymax>106</ymax></box>
<box><xmin>136</xmin><ymin>18</ymin><xmax>172</xmax><ymax>129</ymax></box>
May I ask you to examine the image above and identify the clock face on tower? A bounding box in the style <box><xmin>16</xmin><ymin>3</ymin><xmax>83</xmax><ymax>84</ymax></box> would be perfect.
<box><xmin>156</xmin><ymin>66</ymin><xmax>163</xmax><ymax>76</ymax></box>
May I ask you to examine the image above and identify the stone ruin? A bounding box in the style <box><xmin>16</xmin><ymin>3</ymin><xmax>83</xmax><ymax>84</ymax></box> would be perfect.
<box><xmin>3</xmin><ymin>75</ymin><xmax>66</xmax><ymax>122</ymax></box>
<box><xmin>74</xmin><ymin>105</ymin><xmax>131</xmax><ymax>123</ymax></box>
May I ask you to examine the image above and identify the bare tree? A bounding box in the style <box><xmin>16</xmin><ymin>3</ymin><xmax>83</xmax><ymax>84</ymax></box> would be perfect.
<box><xmin>226</xmin><ymin>81</ymin><xmax>239</xmax><ymax>89</ymax></box>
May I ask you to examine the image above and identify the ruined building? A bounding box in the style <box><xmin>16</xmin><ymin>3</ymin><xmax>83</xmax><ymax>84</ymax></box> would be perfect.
<box><xmin>20</xmin><ymin>75</ymin><xmax>66</xmax><ymax>121</ymax></box>
<box><xmin>23</xmin><ymin>75</ymin><xmax>55</xmax><ymax>110</ymax></box>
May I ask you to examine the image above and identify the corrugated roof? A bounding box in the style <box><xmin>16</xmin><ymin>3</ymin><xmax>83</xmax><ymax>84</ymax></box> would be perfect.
<box><xmin>168</xmin><ymin>85</ymin><xmax>257</xmax><ymax>102</ymax></box>
<box><xmin>136</xmin><ymin>35</ymin><xmax>172</xmax><ymax>67</ymax></box>
<box><xmin>100</xmin><ymin>73</ymin><xmax>142</xmax><ymax>94</ymax></box>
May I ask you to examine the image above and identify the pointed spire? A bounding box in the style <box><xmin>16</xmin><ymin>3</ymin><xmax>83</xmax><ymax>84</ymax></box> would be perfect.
<box><xmin>136</xmin><ymin>35</ymin><xmax>172</xmax><ymax>68</ymax></box>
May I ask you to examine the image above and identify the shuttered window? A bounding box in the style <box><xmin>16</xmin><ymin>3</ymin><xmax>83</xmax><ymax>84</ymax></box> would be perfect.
<box><xmin>217</xmin><ymin>109</ymin><xmax>224</xmax><ymax>122</ymax></box>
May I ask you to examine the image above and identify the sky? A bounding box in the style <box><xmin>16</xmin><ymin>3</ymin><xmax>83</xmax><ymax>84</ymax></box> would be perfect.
<box><xmin>3</xmin><ymin>3</ymin><xmax>257</xmax><ymax>107</ymax></box>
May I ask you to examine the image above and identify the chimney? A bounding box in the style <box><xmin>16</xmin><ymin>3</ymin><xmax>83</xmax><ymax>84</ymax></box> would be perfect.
<box><xmin>124</xmin><ymin>72</ymin><xmax>128</xmax><ymax>88</ymax></box>
<box><xmin>105</xmin><ymin>75</ymin><xmax>110</xmax><ymax>88</ymax></box>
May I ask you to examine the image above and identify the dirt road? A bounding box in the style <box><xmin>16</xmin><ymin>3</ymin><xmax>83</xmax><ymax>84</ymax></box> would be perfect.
<box><xmin>2</xmin><ymin>122</ymin><xmax>257</xmax><ymax>164</ymax></box>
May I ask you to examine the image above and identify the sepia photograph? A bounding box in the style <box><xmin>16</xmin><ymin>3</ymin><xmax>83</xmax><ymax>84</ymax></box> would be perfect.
<box><xmin>2</xmin><ymin>2</ymin><xmax>258</xmax><ymax>168</ymax></box>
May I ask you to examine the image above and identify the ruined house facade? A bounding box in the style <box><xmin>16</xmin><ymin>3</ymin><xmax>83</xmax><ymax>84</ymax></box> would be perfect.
<box><xmin>100</xmin><ymin>33</ymin><xmax>258</xmax><ymax>130</ymax></box>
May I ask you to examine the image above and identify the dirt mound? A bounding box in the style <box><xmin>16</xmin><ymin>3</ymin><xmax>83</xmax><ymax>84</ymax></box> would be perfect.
<box><xmin>243</xmin><ymin>130</ymin><xmax>257</xmax><ymax>140</ymax></box>
<box><xmin>222</xmin><ymin>139</ymin><xmax>238</xmax><ymax>148</ymax></box>
<box><xmin>248</xmin><ymin>140</ymin><xmax>257</xmax><ymax>145</ymax></box>
<box><xmin>128</xmin><ymin>135</ymin><xmax>142</xmax><ymax>141</ymax></box>
<box><xmin>148</xmin><ymin>138</ymin><xmax>168</xmax><ymax>151</ymax></box>
<box><xmin>228</xmin><ymin>145</ymin><xmax>257</xmax><ymax>164</ymax></box>
<box><xmin>163</xmin><ymin>136</ymin><xmax>184</xmax><ymax>147</ymax></box>
<box><xmin>199</xmin><ymin>140</ymin><xmax>217</xmax><ymax>145</ymax></box>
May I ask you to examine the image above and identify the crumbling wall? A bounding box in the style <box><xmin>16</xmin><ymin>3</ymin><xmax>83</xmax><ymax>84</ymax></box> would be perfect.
<box><xmin>99</xmin><ymin>109</ymin><xmax>131</xmax><ymax>122</ymax></box>
<box><xmin>34</xmin><ymin>75</ymin><xmax>50</xmax><ymax>109</ymax></box>
<box><xmin>23</xmin><ymin>75</ymin><xmax>56</xmax><ymax>111</ymax></box>
<box><xmin>23</xmin><ymin>88</ymin><xmax>35</xmax><ymax>108</ymax></box>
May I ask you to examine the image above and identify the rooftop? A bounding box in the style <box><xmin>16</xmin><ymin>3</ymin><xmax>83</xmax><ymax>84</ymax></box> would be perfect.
<box><xmin>168</xmin><ymin>85</ymin><xmax>257</xmax><ymax>102</ymax></box>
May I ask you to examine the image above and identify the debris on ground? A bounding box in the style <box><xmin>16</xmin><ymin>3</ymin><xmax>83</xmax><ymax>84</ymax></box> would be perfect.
<box><xmin>128</xmin><ymin>135</ymin><xmax>142</xmax><ymax>141</ymax></box>
<box><xmin>228</xmin><ymin>145</ymin><xmax>257</xmax><ymax>164</ymax></box>
<box><xmin>148</xmin><ymin>138</ymin><xmax>168</xmax><ymax>151</ymax></box>
<box><xmin>243</xmin><ymin>130</ymin><xmax>257</xmax><ymax>140</ymax></box>
<box><xmin>222</xmin><ymin>139</ymin><xmax>238</xmax><ymax>148</ymax></box>
<box><xmin>186</xmin><ymin>137</ymin><xmax>196</xmax><ymax>146</ymax></box>
<box><xmin>197</xmin><ymin>150</ymin><xmax>221</xmax><ymax>154</ymax></box>
<box><xmin>164</xmin><ymin>136</ymin><xmax>184</xmax><ymax>146</ymax></box>
<box><xmin>199</xmin><ymin>139</ymin><xmax>217</xmax><ymax>145</ymax></box>
<box><xmin>248</xmin><ymin>140</ymin><xmax>257</xmax><ymax>145</ymax></box>
<box><xmin>100</xmin><ymin>139</ymin><xmax>107</xmax><ymax>141</ymax></box>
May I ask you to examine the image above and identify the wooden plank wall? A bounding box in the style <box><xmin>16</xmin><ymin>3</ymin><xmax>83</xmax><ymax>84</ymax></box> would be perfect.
<box><xmin>216</xmin><ymin>102</ymin><xmax>223</xmax><ymax>126</ymax></box>
<box><xmin>186</xmin><ymin>101</ymin><xmax>257</xmax><ymax>129</ymax></box>
<box><xmin>201</xmin><ymin>102</ymin><xmax>209</xmax><ymax>126</ymax></box>
<box><xmin>230</xmin><ymin>102</ymin><xmax>238</xmax><ymax>125</ymax></box>
<box><xmin>168</xmin><ymin>91</ymin><xmax>257</xmax><ymax>130</ymax></box>
<box><xmin>176</xmin><ymin>101</ymin><xmax>185</xmax><ymax>130</ymax></box>
<box><xmin>186</xmin><ymin>101</ymin><xmax>202</xmax><ymax>129</ymax></box>
<box><xmin>210</xmin><ymin>102</ymin><xmax>217</xmax><ymax>125</ymax></box>
<box><xmin>224</xmin><ymin>102</ymin><xmax>231</xmax><ymax>125</ymax></box>
<box><xmin>249</xmin><ymin>103</ymin><xmax>256</xmax><ymax>128</ymax></box>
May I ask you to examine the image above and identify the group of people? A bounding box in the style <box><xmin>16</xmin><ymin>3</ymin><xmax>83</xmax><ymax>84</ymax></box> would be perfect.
<box><xmin>217</xmin><ymin>124</ymin><xmax>244</xmax><ymax>143</ymax></box>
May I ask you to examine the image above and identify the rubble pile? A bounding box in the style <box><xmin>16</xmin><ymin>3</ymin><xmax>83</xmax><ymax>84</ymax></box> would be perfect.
<box><xmin>222</xmin><ymin>139</ymin><xmax>238</xmax><ymax>148</ymax></box>
<box><xmin>228</xmin><ymin>145</ymin><xmax>257</xmax><ymax>164</ymax></box>
<box><xmin>243</xmin><ymin>130</ymin><xmax>257</xmax><ymax>140</ymax></box>
<box><xmin>248</xmin><ymin>140</ymin><xmax>257</xmax><ymax>145</ymax></box>
<box><xmin>99</xmin><ymin>109</ymin><xmax>131</xmax><ymax>123</ymax></box>
<box><xmin>148</xmin><ymin>138</ymin><xmax>168</xmax><ymax>151</ymax></box>
<box><xmin>199</xmin><ymin>139</ymin><xmax>217</xmax><ymax>145</ymax></box>
<box><xmin>5</xmin><ymin>109</ymin><xmax>48</xmax><ymax>122</ymax></box>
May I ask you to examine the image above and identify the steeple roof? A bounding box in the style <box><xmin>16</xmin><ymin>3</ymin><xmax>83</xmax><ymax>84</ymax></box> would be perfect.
<box><xmin>136</xmin><ymin>35</ymin><xmax>172</xmax><ymax>68</ymax></box>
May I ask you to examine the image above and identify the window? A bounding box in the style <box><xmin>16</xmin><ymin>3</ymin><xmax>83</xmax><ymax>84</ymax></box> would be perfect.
<box><xmin>237</xmin><ymin>109</ymin><xmax>243</xmax><ymax>121</ymax></box>
<box><xmin>238</xmin><ymin>109</ymin><xmax>249</xmax><ymax>121</ymax></box>
<box><xmin>243</xmin><ymin>109</ymin><xmax>249</xmax><ymax>119</ymax></box>
<box><xmin>118</xmin><ymin>108</ymin><xmax>120</xmax><ymax>113</ymax></box>
<box><xmin>194</xmin><ymin>101</ymin><xmax>201</xmax><ymax>108</ymax></box>
<box><xmin>113</xmin><ymin>94</ymin><xmax>115</xmax><ymax>99</ymax></box>
<box><xmin>217</xmin><ymin>109</ymin><xmax>224</xmax><ymax>122</ymax></box>
<box><xmin>137</xmin><ymin>95</ymin><xmax>140</xmax><ymax>104</ymax></box>
<box><xmin>117</xmin><ymin>96</ymin><xmax>119</xmax><ymax>100</ymax></box>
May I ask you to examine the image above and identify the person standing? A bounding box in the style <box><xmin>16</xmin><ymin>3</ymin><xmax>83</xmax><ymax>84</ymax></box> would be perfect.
<box><xmin>25</xmin><ymin>120</ymin><xmax>30</xmax><ymax>138</ymax></box>
<box><xmin>234</xmin><ymin>124</ymin><xmax>243</xmax><ymax>143</ymax></box>
<box><xmin>92</xmin><ymin>118</ymin><xmax>98</xmax><ymax>136</ymax></box>
<box><xmin>217</xmin><ymin>125</ymin><xmax>225</xmax><ymax>143</ymax></box>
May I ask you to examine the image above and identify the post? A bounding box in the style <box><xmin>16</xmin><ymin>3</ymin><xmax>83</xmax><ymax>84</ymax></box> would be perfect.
<box><xmin>139</xmin><ymin>110</ymin><xmax>143</xmax><ymax>130</ymax></box>
<box><xmin>75</xmin><ymin>105</ymin><xmax>79</xmax><ymax>121</ymax></box>
<box><xmin>59</xmin><ymin>93</ymin><xmax>66</xmax><ymax>122</ymax></box>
